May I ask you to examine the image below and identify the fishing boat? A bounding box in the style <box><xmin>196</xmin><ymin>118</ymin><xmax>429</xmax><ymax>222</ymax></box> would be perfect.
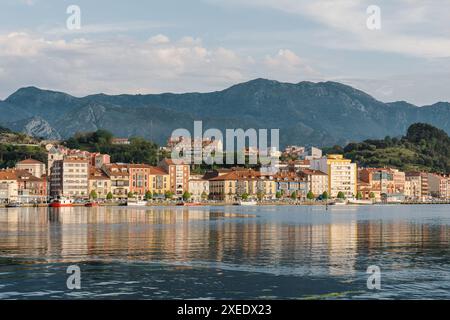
<box><xmin>49</xmin><ymin>197</ymin><xmax>74</xmax><ymax>208</ymax></box>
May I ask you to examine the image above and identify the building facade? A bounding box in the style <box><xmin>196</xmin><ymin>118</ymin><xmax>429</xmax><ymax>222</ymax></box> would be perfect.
<box><xmin>310</xmin><ymin>154</ymin><xmax>357</xmax><ymax>198</ymax></box>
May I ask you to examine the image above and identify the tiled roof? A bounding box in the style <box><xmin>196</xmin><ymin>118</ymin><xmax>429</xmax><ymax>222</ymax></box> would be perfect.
<box><xmin>17</xmin><ymin>158</ymin><xmax>45</xmax><ymax>165</ymax></box>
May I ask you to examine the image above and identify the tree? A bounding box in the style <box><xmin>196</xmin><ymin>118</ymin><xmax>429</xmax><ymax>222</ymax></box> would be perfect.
<box><xmin>257</xmin><ymin>191</ymin><xmax>265</xmax><ymax>201</ymax></box>
<box><xmin>145</xmin><ymin>191</ymin><xmax>153</xmax><ymax>200</ymax></box>
<box><xmin>356</xmin><ymin>191</ymin><xmax>363</xmax><ymax>200</ymax></box>
<box><xmin>275</xmin><ymin>191</ymin><xmax>282</xmax><ymax>199</ymax></box>
<box><xmin>337</xmin><ymin>191</ymin><xmax>346</xmax><ymax>199</ymax></box>
<box><xmin>369</xmin><ymin>192</ymin><xmax>376</xmax><ymax>199</ymax></box>
<box><xmin>241</xmin><ymin>193</ymin><xmax>249</xmax><ymax>200</ymax></box>
<box><xmin>89</xmin><ymin>190</ymin><xmax>98</xmax><ymax>200</ymax></box>
<box><xmin>106</xmin><ymin>192</ymin><xmax>113</xmax><ymax>200</ymax></box>
<box><xmin>127</xmin><ymin>192</ymin><xmax>135</xmax><ymax>198</ymax></box>
<box><xmin>307</xmin><ymin>191</ymin><xmax>315</xmax><ymax>200</ymax></box>
<box><xmin>165</xmin><ymin>191</ymin><xmax>174</xmax><ymax>199</ymax></box>
<box><xmin>182</xmin><ymin>191</ymin><xmax>191</xmax><ymax>201</ymax></box>
<box><xmin>322</xmin><ymin>191</ymin><xmax>329</xmax><ymax>200</ymax></box>
<box><xmin>290</xmin><ymin>191</ymin><xmax>297</xmax><ymax>200</ymax></box>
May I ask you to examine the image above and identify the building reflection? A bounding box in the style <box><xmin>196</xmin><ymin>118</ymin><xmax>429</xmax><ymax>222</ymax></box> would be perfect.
<box><xmin>0</xmin><ymin>207</ymin><xmax>449</xmax><ymax>276</ymax></box>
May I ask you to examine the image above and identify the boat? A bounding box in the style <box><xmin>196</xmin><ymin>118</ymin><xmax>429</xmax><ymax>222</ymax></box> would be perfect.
<box><xmin>348</xmin><ymin>199</ymin><xmax>373</xmax><ymax>205</ymax></box>
<box><xmin>177</xmin><ymin>202</ymin><xmax>203</xmax><ymax>207</ymax></box>
<box><xmin>237</xmin><ymin>200</ymin><xmax>258</xmax><ymax>206</ymax></box>
<box><xmin>6</xmin><ymin>202</ymin><xmax>20</xmax><ymax>208</ymax></box>
<box><xmin>85</xmin><ymin>201</ymin><xmax>99</xmax><ymax>207</ymax></box>
<box><xmin>126</xmin><ymin>200</ymin><xmax>147</xmax><ymax>206</ymax></box>
<box><xmin>49</xmin><ymin>198</ymin><xmax>74</xmax><ymax>208</ymax></box>
<box><xmin>330</xmin><ymin>199</ymin><xmax>348</xmax><ymax>206</ymax></box>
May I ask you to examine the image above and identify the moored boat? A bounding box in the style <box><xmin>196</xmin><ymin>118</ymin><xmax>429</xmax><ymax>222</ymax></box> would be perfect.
<box><xmin>177</xmin><ymin>202</ymin><xmax>203</xmax><ymax>206</ymax></box>
<box><xmin>6</xmin><ymin>202</ymin><xmax>20</xmax><ymax>208</ymax></box>
<box><xmin>49</xmin><ymin>198</ymin><xmax>74</xmax><ymax>208</ymax></box>
<box><xmin>237</xmin><ymin>200</ymin><xmax>258</xmax><ymax>206</ymax></box>
<box><xmin>348</xmin><ymin>199</ymin><xmax>374</xmax><ymax>205</ymax></box>
<box><xmin>85</xmin><ymin>201</ymin><xmax>99</xmax><ymax>207</ymax></box>
<box><xmin>126</xmin><ymin>200</ymin><xmax>147</xmax><ymax>206</ymax></box>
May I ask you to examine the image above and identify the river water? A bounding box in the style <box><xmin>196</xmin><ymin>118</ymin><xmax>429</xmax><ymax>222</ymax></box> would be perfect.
<box><xmin>0</xmin><ymin>205</ymin><xmax>449</xmax><ymax>299</ymax></box>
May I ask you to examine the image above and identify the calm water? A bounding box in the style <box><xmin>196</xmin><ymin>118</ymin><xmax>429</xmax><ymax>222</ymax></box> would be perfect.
<box><xmin>0</xmin><ymin>205</ymin><xmax>449</xmax><ymax>300</ymax></box>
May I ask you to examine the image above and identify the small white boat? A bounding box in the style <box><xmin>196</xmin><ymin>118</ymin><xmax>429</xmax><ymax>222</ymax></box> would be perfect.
<box><xmin>348</xmin><ymin>199</ymin><xmax>373</xmax><ymax>205</ymax></box>
<box><xmin>237</xmin><ymin>200</ymin><xmax>258</xmax><ymax>206</ymax></box>
<box><xmin>126</xmin><ymin>200</ymin><xmax>147</xmax><ymax>206</ymax></box>
<box><xmin>331</xmin><ymin>199</ymin><xmax>348</xmax><ymax>206</ymax></box>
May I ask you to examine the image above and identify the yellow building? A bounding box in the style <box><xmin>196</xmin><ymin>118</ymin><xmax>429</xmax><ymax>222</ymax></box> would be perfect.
<box><xmin>310</xmin><ymin>154</ymin><xmax>357</xmax><ymax>198</ymax></box>
<box><xmin>209</xmin><ymin>169</ymin><xmax>276</xmax><ymax>202</ymax></box>
<box><xmin>148</xmin><ymin>166</ymin><xmax>170</xmax><ymax>196</ymax></box>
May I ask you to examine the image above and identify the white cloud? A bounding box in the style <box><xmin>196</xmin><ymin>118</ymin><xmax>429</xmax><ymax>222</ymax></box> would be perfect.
<box><xmin>209</xmin><ymin>0</ymin><xmax>450</xmax><ymax>58</ymax></box>
<box><xmin>148</xmin><ymin>34</ymin><xmax>170</xmax><ymax>45</ymax></box>
<box><xmin>0</xmin><ymin>32</ymin><xmax>315</xmax><ymax>98</ymax></box>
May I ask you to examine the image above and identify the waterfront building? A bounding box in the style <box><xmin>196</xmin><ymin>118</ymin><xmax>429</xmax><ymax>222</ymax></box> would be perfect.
<box><xmin>15</xmin><ymin>159</ymin><xmax>46</xmax><ymax>179</ymax></box>
<box><xmin>358</xmin><ymin>168</ymin><xmax>396</xmax><ymax>200</ymax></box>
<box><xmin>15</xmin><ymin>170</ymin><xmax>47</xmax><ymax>203</ymax></box>
<box><xmin>209</xmin><ymin>169</ymin><xmax>276</xmax><ymax>202</ymax></box>
<box><xmin>188</xmin><ymin>175</ymin><xmax>209</xmax><ymax>201</ymax></box>
<box><xmin>0</xmin><ymin>171</ymin><xmax>19</xmax><ymax>203</ymax></box>
<box><xmin>103</xmin><ymin>163</ymin><xmax>130</xmax><ymax>199</ymax></box>
<box><xmin>88</xmin><ymin>167</ymin><xmax>111</xmax><ymax>199</ymax></box>
<box><xmin>159</xmin><ymin>159</ymin><xmax>190</xmax><ymax>198</ymax></box>
<box><xmin>274</xmin><ymin>172</ymin><xmax>308</xmax><ymax>199</ymax></box>
<box><xmin>298</xmin><ymin>168</ymin><xmax>328</xmax><ymax>197</ymax></box>
<box><xmin>405</xmin><ymin>172</ymin><xmax>429</xmax><ymax>201</ymax></box>
<box><xmin>427</xmin><ymin>173</ymin><xmax>448</xmax><ymax>199</ymax></box>
<box><xmin>149</xmin><ymin>166</ymin><xmax>170</xmax><ymax>196</ymax></box>
<box><xmin>49</xmin><ymin>159</ymin><xmax>89</xmax><ymax>198</ymax></box>
<box><xmin>128</xmin><ymin>164</ymin><xmax>152</xmax><ymax>197</ymax></box>
<box><xmin>310</xmin><ymin>154</ymin><xmax>357</xmax><ymax>198</ymax></box>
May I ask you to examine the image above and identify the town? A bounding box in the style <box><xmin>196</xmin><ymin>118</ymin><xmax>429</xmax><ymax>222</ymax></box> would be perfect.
<box><xmin>0</xmin><ymin>136</ymin><xmax>448</xmax><ymax>207</ymax></box>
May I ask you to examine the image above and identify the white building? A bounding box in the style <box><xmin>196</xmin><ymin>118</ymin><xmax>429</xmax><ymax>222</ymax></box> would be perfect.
<box><xmin>188</xmin><ymin>176</ymin><xmax>209</xmax><ymax>201</ymax></box>
<box><xmin>50</xmin><ymin>159</ymin><xmax>89</xmax><ymax>198</ymax></box>
<box><xmin>310</xmin><ymin>154</ymin><xmax>357</xmax><ymax>198</ymax></box>
<box><xmin>15</xmin><ymin>159</ymin><xmax>46</xmax><ymax>178</ymax></box>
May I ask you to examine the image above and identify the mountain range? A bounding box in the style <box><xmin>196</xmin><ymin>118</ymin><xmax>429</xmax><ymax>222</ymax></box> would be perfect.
<box><xmin>0</xmin><ymin>79</ymin><xmax>449</xmax><ymax>147</ymax></box>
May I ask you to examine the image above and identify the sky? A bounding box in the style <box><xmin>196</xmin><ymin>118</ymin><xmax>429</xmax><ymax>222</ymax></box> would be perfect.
<box><xmin>1</xmin><ymin>0</ymin><xmax>450</xmax><ymax>105</ymax></box>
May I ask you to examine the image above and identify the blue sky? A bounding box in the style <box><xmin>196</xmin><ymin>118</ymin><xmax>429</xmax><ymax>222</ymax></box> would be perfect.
<box><xmin>1</xmin><ymin>0</ymin><xmax>450</xmax><ymax>105</ymax></box>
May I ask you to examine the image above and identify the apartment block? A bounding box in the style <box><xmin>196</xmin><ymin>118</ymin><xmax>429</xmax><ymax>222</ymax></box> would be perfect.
<box><xmin>310</xmin><ymin>154</ymin><xmax>357</xmax><ymax>198</ymax></box>
<box><xmin>159</xmin><ymin>159</ymin><xmax>190</xmax><ymax>198</ymax></box>
<box><xmin>50</xmin><ymin>159</ymin><xmax>89</xmax><ymax>198</ymax></box>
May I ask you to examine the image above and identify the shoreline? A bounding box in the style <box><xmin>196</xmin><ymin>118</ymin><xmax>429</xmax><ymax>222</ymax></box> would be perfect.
<box><xmin>2</xmin><ymin>201</ymin><xmax>450</xmax><ymax>208</ymax></box>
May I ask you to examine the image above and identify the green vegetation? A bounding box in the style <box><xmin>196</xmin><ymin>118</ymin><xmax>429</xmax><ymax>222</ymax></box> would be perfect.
<box><xmin>369</xmin><ymin>192</ymin><xmax>375</xmax><ymax>199</ymax></box>
<box><xmin>290</xmin><ymin>191</ymin><xmax>297</xmax><ymax>200</ymax></box>
<box><xmin>65</xmin><ymin>130</ymin><xmax>162</xmax><ymax>165</ymax></box>
<box><xmin>145</xmin><ymin>191</ymin><xmax>153</xmax><ymax>200</ymax></box>
<box><xmin>326</xmin><ymin>123</ymin><xmax>450</xmax><ymax>174</ymax></box>
<box><xmin>106</xmin><ymin>192</ymin><xmax>113</xmax><ymax>200</ymax></box>
<box><xmin>89</xmin><ymin>190</ymin><xmax>98</xmax><ymax>200</ymax></box>
<box><xmin>127</xmin><ymin>192</ymin><xmax>135</xmax><ymax>198</ymax></box>
<box><xmin>165</xmin><ymin>191</ymin><xmax>174</xmax><ymax>199</ymax></box>
<box><xmin>241</xmin><ymin>193</ymin><xmax>249</xmax><ymax>200</ymax></box>
<box><xmin>322</xmin><ymin>191</ymin><xmax>329</xmax><ymax>200</ymax></box>
<box><xmin>337</xmin><ymin>192</ymin><xmax>346</xmax><ymax>199</ymax></box>
<box><xmin>356</xmin><ymin>192</ymin><xmax>363</xmax><ymax>200</ymax></box>
<box><xmin>0</xmin><ymin>126</ymin><xmax>47</xmax><ymax>169</ymax></box>
<box><xmin>307</xmin><ymin>191</ymin><xmax>315</xmax><ymax>200</ymax></box>
<box><xmin>182</xmin><ymin>191</ymin><xmax>191</xmax><ymax>201</ymax></box>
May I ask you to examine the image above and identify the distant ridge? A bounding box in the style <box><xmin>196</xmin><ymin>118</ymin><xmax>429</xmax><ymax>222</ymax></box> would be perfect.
<box><xmin>1</xmin><ymin>79</ymin><xmax>449</xmax><ymax>147</ymax></box>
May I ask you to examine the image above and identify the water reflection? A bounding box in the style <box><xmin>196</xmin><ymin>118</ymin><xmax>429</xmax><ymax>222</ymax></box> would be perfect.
<box><xmin>1</xmin><ymin>206</ymin><xmax>450</xmax><ymax>299</ymax></box>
